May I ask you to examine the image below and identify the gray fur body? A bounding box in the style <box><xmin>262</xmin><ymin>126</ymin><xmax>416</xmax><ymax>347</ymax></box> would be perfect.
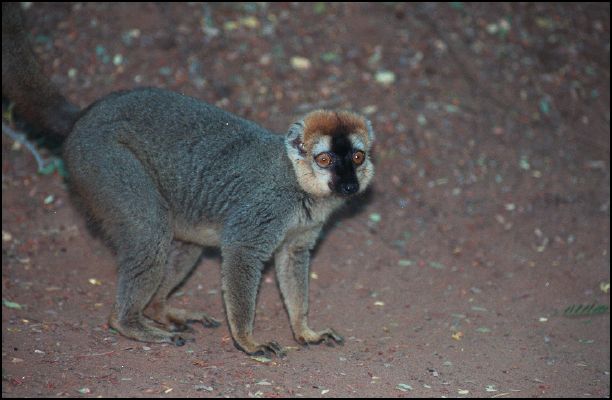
<box><xmin>64</xmin><ymin>87</ymin><xmax>347</xmax><ymax>354</ymax></box>
<box><xmin>66</xmin><ymin>88</ymin><xmax>334</xmax><ymax>249</ymax></box>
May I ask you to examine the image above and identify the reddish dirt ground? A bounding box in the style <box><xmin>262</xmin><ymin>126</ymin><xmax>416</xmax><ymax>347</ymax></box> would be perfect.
<box><xmin>2</xmin><ymin>3</ymin><xmax>610</xmax><ymax>397</ymax></box>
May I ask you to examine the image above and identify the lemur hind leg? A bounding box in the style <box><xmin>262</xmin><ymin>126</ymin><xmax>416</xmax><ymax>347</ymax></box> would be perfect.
<box><xmin>147</xmin><ymin>241</ymin><xmax>221</xmax><ymax>332</ymax></box>
<box><xmin>68</xmin><ymin>143</ymin><xmax>186</xmax><ymax>346</ymax></box>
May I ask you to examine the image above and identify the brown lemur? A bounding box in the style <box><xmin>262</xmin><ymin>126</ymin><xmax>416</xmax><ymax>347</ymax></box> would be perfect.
<box><xmin>2</xmin><ymin>3</ymin><xmax>375</xmax><ymax>357</ymax></box>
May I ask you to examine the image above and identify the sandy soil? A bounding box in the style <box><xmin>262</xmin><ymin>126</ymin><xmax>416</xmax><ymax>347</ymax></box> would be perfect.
<box><xmin>2</xmin><ymin>3</ymin><xmax>610</xmax><ymax>397</ymax></box>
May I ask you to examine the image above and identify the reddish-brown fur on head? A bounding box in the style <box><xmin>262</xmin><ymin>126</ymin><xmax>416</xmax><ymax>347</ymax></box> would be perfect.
<box><xmin>285</xmin><ymin>109</ymin><xmax>375</xmax><ymax>198</ymax></box>
<box><xmin>301</xmin><ymin>110</ymin><xmax>371</xmax><ymax>150</ymax></box>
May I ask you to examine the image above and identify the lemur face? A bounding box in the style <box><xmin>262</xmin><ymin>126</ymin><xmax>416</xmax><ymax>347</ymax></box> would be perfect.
<box><xmin>286</xmin><ymin>110</ymin><xmax>375</xmax><ymax>198</ymax></box>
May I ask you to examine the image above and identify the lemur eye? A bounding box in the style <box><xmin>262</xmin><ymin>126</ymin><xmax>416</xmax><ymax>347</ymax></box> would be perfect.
<box><xmin>315</xmin><ymin>152</ymin><xmax>333</xmax><ymax>168</ymax></box>
<box><xmin>352</xmin><ymin>151</ymin><xmax>365</xmax><ymax>166</ymax></box>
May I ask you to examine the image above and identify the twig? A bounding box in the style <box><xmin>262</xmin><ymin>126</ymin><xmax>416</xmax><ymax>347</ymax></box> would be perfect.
<box><xmin>2</xmin><ymin>121</ymin><xmax>46</xmax><ymax>171</ymax></box>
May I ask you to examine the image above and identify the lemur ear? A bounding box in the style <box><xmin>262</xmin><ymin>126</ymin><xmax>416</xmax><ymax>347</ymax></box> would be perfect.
<box><xmin>286</xmin><ymin>120</ymin><xmax>307</xmax><ymax>157</ymax></box>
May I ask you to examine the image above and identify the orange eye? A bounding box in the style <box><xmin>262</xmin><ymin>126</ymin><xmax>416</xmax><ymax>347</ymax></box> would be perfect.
<box><xmin>352</xmin><ymin>151</ymin><xmax>365</xmax><ymax>166</ymax></box>
<box><xmin>315</xmin><ymin>153</ymin><xmax>332</xmax><ymax>168</ymax></box>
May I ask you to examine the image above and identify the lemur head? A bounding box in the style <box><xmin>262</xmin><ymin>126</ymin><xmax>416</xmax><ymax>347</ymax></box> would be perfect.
<box><xmin>286</xmin><ymin>110</ymin><xmax>375</xmax><ymax>198</ymax></box>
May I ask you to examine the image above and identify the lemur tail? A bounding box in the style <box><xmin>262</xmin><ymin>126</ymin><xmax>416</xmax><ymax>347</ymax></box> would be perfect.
<box><xmin>2</xmin><ymin>2</ymin><xmax>80</xmax><ymax>138</ymax></box>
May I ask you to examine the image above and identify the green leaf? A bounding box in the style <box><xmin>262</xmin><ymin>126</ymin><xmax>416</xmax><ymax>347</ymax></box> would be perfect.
<box><xmin>398</xmin><ymin>259</ymin><xmax>414</xmax><ymax>267</ymax></box>
<box><xmin>396</xmin><ymin>383</ymin><xmax>413</xmax><ymax>391</ymax></box>
<box><xmin>428</xmin><ymin>261</ymin><xmax>446</xmax><ymax>270</ymax></box>
<box><xmin>54</xmin><ymin>159</ymin><xmax>69</xmax><ymax>178</ymax></box>
<box><xmin>38</xmin><ymin>162</ymin><xmax>56</xmax><ymax>175</ymax></box>
<box><xmin>563</xmin><ymin>304</ymin><xmax>609</xmax><ymax>317</ymax></box>
<box><xmin>313</xmin><ymin>2</ymin><xmax>326</xmax><ymax>14</ymax></box>
<box><xmin>320</xmin><ymin>52</ymin><xmax>340</xmax><ymax>63</ymax></box>
<box><xmin>3</xmin><ymin>299</ymin><xmax>23</xmax><ymax>309</ymax></box>
<box><xmin>539</xmin><ymin>98</ymin><xmax>550</xmax><ymax>115</ymax></box>
<box><xmin>38</xmin><ymin>158</ymin><xmax>68</xmax><ymax>177</ymax></box>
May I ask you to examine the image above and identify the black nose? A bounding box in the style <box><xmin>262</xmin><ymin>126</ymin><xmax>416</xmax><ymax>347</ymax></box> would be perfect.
<box><xmin>340</xmin><ymin>182</ymin><xmax>359</xmax><ymax>195</ymax></box>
